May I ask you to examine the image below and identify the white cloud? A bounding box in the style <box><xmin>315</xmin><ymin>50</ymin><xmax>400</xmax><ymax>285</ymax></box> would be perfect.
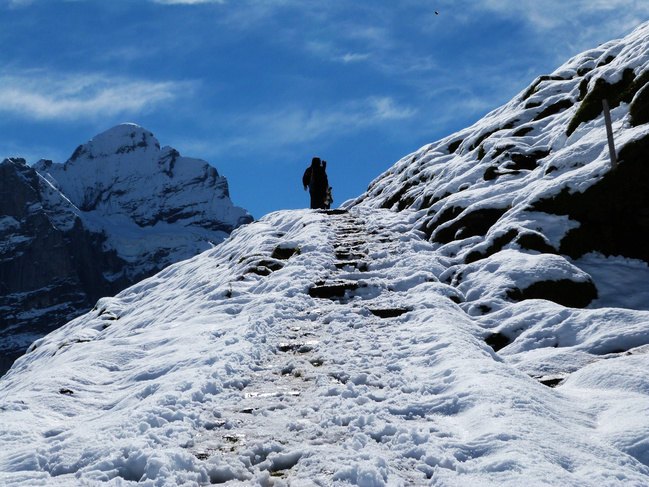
<box><xmin>0</xmin><ymin>71</ymin><xmax>195</xmax><ymax>121</ymax></box>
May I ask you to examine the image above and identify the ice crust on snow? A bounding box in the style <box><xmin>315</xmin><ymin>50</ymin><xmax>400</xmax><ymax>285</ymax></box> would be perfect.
<box><xmin>4</xmin><ymin>20</ymin><xmax>649</xmax><ymax>487</ymax></box>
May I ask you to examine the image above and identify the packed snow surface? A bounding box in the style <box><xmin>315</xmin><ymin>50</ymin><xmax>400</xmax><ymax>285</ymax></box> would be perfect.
<box><xmin>2</xmin><ymin>208</ymin><xmax>649</xmax><ymax>486</ymax></box>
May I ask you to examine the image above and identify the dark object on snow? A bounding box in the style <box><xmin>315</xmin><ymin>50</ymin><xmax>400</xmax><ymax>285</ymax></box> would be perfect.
<box><xmin>485</xmin><ymin>332</ymin><xmax>511</xmax><ymax>352</ymax></box>
<box><xmin>368</xmin><ymin>308</ymin><xmax>409</xmax><ymax>318</ymax></box>
<box><xmin>302</xmin><ymin>157</ymin><xmax>329</xmax><ymax>209</ymax></box>
<box><xmin>59</xmin><ymin>388</ymin><xmax>74</xmax><ymax>395</ymax></box>
<box><xmin>309</xmin><ymin>281</ymin><xmax>359</xmax><ymax>299</ymax></box>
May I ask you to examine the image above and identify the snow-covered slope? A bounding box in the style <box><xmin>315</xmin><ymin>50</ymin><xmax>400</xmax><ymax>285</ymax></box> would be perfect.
<box><xmin>350</xmin><ymin>20</ymin><xmax>649</xmax><ymax>315</ymax></box>
<box><xmin>2</xmin><ymin>208</ymin><xmax>649</xmax><ymax>485</ymax></box>
<box><xmin>3</xmin><ymin>21</ymin><xmax>649</xmax><ymax>487</ymax></box>
<box><xmin>0</xmin><ymin>125</ymin><xmax>251</xmax><ymax>375</ymax></box>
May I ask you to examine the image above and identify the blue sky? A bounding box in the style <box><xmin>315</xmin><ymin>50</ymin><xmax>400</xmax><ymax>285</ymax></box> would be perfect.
<box><xmin>1</xmin><ymin>1</ymin><xmax>648</xmax><ymax>218</ymax></box>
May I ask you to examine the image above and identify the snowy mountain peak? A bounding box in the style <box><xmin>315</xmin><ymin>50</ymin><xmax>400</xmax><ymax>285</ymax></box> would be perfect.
<box><xmin>66</xmin><ymin>123</ymin><xmax>160</xmax><ymax>164</ymax></box>
<box><xmin>1</xmin><ymin>125</ymin><xmax>251</xmax><ymax>376</ymax></box>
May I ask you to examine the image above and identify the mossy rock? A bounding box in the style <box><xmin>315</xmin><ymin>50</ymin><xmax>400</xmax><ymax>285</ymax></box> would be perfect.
<box><xmin>567</xmin><ymin>68</ymin><xmax>649</xmax><ymax>136</ymax></box>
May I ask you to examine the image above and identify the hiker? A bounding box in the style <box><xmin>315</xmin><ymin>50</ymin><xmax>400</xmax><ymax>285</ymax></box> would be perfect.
<box><xmin>322</xmin><ymin>161</ymin><xmax>333</xmax><ymax>209</ymax></box>
<box><xmin>302</xmin><ymin>157</ymin><xmax>329</xmax><ymax>209</ymax></box>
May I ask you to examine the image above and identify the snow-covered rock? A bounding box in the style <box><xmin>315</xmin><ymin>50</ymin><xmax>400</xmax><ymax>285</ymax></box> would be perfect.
<box><xmin>350</xmin><ymin>20</ymin><xmax>649</xmax><ymax>315</ymax></box>
<box><xmin>0</xmin><ymin>125</ymin><xmax>251</xmax><ymax>374</ymax></box>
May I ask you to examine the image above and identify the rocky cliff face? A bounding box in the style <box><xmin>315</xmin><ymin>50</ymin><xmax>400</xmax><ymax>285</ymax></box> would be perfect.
<box><xmin>0</xmin><ymin>125</ymin><xmax>252</xmax><ymax>373</ymax></box>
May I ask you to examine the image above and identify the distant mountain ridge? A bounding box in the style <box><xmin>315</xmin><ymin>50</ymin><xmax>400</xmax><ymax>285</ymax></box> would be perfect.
<box><xmin>0</xmin><ymin>124</ymin><xmax>252</xmax><ymax>373</ymax></box>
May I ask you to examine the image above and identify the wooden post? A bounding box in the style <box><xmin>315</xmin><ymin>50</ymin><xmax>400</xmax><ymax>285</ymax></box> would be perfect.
<box><xmin>602</xmin><ymin>99</ymin><xmax>618</xmax><ymax>170</ymax></box>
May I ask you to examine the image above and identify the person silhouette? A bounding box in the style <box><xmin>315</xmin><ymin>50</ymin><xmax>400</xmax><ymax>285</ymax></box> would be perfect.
<box><xmin>302</xmin><ymin>157</ymin><xmax>329</xmax><ymax>209</ymax></box>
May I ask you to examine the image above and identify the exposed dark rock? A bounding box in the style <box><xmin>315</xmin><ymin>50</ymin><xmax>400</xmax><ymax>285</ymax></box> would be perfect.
<box><xmin>521</xmin><ymin>75</ymin><xmax>567</xmax><ymax>101</ymax></box>
<box><xmin>630</xmin><ymin>83</ymin><xmax>649</xmax><ymax>127</ymax></box>
<box><xmin>516</xmin><ymin>232</ymin><xmax>556</xmax><ymax>254</ymax></box>
<box><xmin>368</xmin><ymin>308</ymin><xmax>409</xmax><ymax>318</ymax></box>
<box><xmin>420</xmin><ymin>206</ymin><xmax>464</xmax><ymax>240</ymax></box>
<box><xmin>490</xmin><ymin>145</ymin><xmax>515</xmax><ymax>160</ymax></box>
<box><xmin>464</xmin><ymin>229</ymin><xmax>519</xmax><ymax>264</ymax></box>
<box><xmin>271</xmin><ymin>246</ymin><xmax>300</xmax><ymax>260</ymax></box>
<box><xmin>532</xmin><ymin>134</ymin><xmax>649</xmax><ymax>262</ymax></box>
<box><xmin>504</xmin><ymin>150</ymin><xmax>551</xmax><ymax>171</ymax></box>
<box><xmin>447</xmin><ymin>139</ymin><xmax>463</xmax><ymax>153</ymax></box>
<box><xmin>483</xmin><ymin>166</ymin><xmax>500</xmax><ymax>181</ymax></box>
<box><xmin>381</xmin><ymin>182</ymin><xmax>412</xmax><ymax>210</ymax></box>
<box><xmin>485</xmin><ymin>332</ymin><xmax>511</xmax><ymax>352</ymax></box>
<box><xmin>525</xmin><ymin>101</ymin><xmax>542</xmax><ymax>109</ymax></box>
<box><xmin>538</xmin><ymin>377</ymin><xmax>564</xmax><ymax>388</ymax></box>
<box><xmin>308</xmin><ymin>281</ymin><xmax>360</xmax><ymax>299</ymax></box>
<box><xmin>433</xmin><ymin>207</ymin><xmax>509</xmax><ymax>244</ymax></box>
<box><xmin>532</xmin><ymin>99</ymin><xmax>574</xmax><ymax>121</ymax></box>
<box><xmin>470</xmin><ymin>129</ymin><xmax>499</xmax><ymax>151</ymax></box>
<box><xmin>277</xmin><ymin>341</ymin><xmax>315</xmax><ymax>353</ymax></box>
<box><xmin>506</xmin><ymin>279</ymin><xmax>598</xmax><ymax>308</ymax></box>
<box><xmin>597</xmin><ymin>55</ymin><xmax>616</xmax><ymax>67</ymax></box>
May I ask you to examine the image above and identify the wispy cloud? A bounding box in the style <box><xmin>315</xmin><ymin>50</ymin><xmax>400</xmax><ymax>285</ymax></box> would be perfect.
<box><xmin>0</xmin><ymin>71</ymin><xmax>195</xmax><ymax>121</ymax></box>
<box><xmin>200</xmin><ymin>96</ymin><xmax>416</xmax><ymax>157</ymax></box>
<box><xmin>4</xmin><ymin>0</ymin><xmax>34</xmax><ymax>7</ymax></box>
<box><xmin>151</xmin><ymin>0</ymin><xmax>225</xmax><ymax>4</ymax></box>
<box><xmin>461</xmin><ymin>0</ymin><xmax>649</xmax><ymax>47</ymax></box>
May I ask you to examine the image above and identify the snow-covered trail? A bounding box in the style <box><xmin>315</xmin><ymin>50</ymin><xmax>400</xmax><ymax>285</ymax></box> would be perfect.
<box><xmin>2</xmin><ymin>208</ymin><xmax>649</xmax><ymax>486</ymax></box>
